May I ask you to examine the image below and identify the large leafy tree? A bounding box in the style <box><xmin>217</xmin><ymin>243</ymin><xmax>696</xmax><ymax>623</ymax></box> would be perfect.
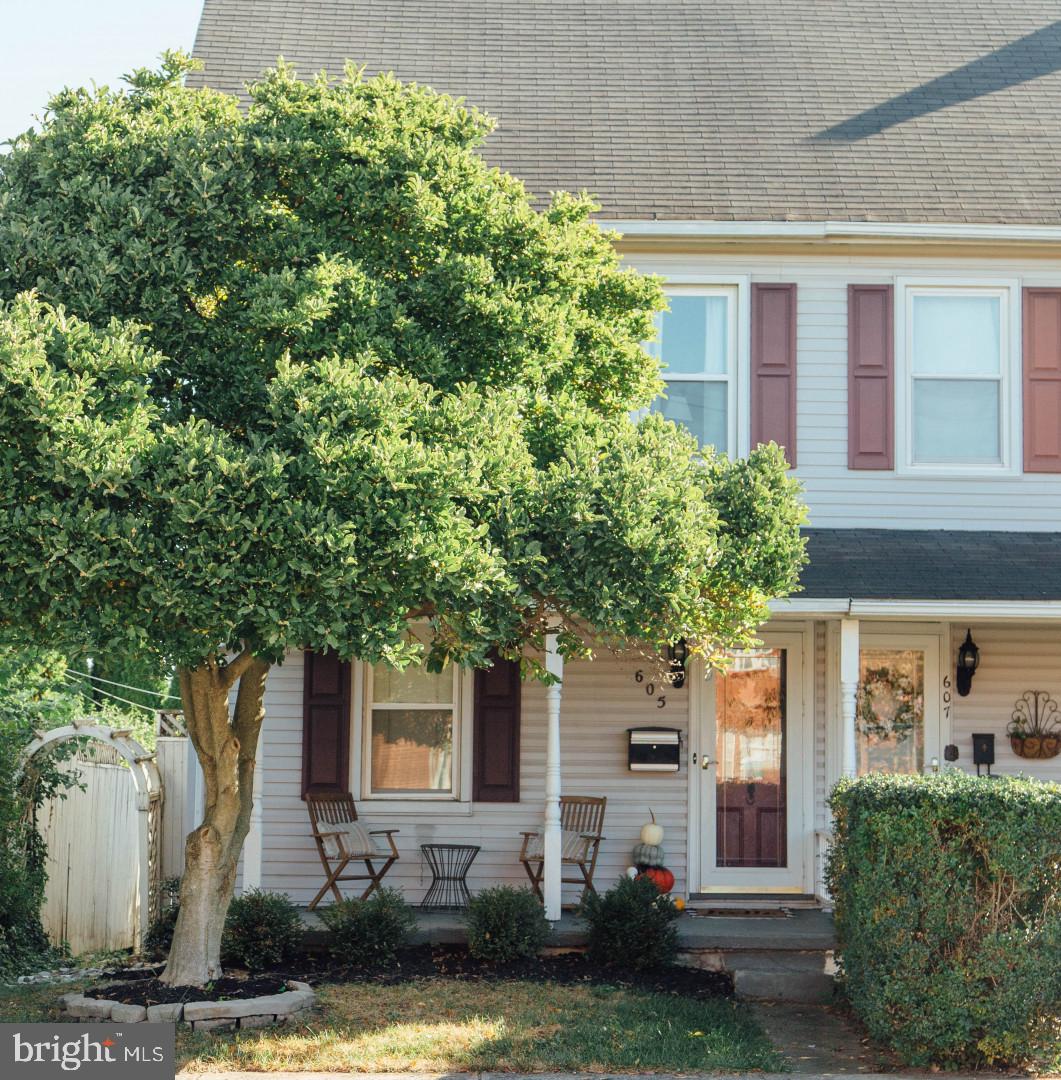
<box><xmin>0</xmin><ymin>54</ymin><xmax>805</xmax><ymax>985</ymax></box>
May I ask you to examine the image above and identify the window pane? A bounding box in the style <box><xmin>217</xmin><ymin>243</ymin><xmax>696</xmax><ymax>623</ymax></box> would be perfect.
<box><xmin>373</xmin><ymin>661</ymin><xmax>453</xmax><ymax>704</ymax></box>
<box><xmin>371</xmin><ymin>709</ymin><xmax>453</xmax><ymax>792</ymax></box>
<box><xmin>912</xmin><ymin>295</ymin><xmax>1001</xmax><ymax>376</ymax></box>
<box><xmin>857</xmin><ymin>649</ymin><xmax>924</xmax><ymax>775</ymax></box>
<box><xmin>651</xmin><ymin>380</ymin><xmax>728</xmax><ymax>451</ymax></box>
<box><xmin>657</xmin><ymin>294</ymin><xmax>728</xmax><ymax>375</ymax></box>
<box><xmin>912</xmin><ymin>379</ymin><xmax>1000</xmax><ymax>463</ymax></box>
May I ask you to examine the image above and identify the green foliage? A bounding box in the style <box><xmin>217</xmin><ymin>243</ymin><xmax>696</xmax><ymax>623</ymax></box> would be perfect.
<box><xmin>827</xmin><ymin>772</ymin><xmax>1061</xmax><ymax>1068</ymax></box>
<box><xmin>0</xmin><ymin>54</ymin><xmax>804</xmax><ymax>679</ymax></box>
<box><xmin>0</xmin><ymin>654</ymin><xmax>82</xmax><ymax>979</ymax></box>
<box><xmin>318</xmin><ymin>888</ymin><xmax>416</xmax><ymax>967</ymax></box>
<box><xmin>582</xmin><ymin>875</ymin><xmax>680</xmax><ymax>971</ymax></box>
<box><xmin>465</xmin><ymin>885</ymin><xmax>549</xmax><ymax>963</ymax></box>
<box><xmin>221</xmin><ymin>888</ymin><xmax>303</xmax><ymax>972</ymax></box>
<box><xmin>143</xmin><ymin>877</ymin><xmax>181</xmax><ymax>960</ymax></box>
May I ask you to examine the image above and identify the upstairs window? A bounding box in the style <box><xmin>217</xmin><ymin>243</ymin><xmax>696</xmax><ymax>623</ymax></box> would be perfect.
<box><xmin>899</xmin><ymin>284</ymin><xmax>1016</xmax><ymax>471</ymax></box>
<box><xmin>646</xmin><ymin>287</ymin><xmax>737</xmax><ymax>455</ymax></box>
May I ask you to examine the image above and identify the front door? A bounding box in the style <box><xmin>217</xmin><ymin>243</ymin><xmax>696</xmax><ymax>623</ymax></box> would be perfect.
<box><xmin>695</xmin><ymin>630</ymin><xmax>810</xmax><ymax>894</ymax></box>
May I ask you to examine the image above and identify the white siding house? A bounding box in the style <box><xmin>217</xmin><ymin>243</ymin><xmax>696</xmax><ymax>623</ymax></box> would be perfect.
<box><xmin>190</xmin><ymin>0</ymin><xmax>1061</xmax><ymax>910</ymax></box>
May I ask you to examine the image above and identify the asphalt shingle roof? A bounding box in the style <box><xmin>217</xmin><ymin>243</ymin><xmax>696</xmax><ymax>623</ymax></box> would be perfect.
<box><xmin>189</xmin><ymin>1</ymin><xmax>1061</xmax><ymax>224</ymax></box>
<box><xmin>800</xmin><ymin>529</ymin><xmax>1061</xmax><ymax>601</ymax></box>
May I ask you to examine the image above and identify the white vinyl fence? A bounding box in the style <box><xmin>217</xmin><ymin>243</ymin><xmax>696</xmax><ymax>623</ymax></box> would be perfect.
<box><xmin>156</xmin><ymin>735</ymin><xmax>199</xmax><ymax>879</ymax></box>
<box><xmin>38</xmin><ymin>751</ymin><xmax>141</xmax><ymax>954</ymax></box>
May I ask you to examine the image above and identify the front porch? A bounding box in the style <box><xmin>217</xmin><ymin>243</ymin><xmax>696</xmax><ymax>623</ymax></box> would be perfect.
<box><xmin>297</xmin><ymin>905</ymin><xmax>837</xmax><ymax>1003</ymax></box>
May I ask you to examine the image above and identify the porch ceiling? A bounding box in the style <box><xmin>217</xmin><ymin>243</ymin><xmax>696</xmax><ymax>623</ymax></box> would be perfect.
<box><xmin>798</xmin><ymin>528</ymin><xmax>1061</xmax><ymax>602</ymax></box>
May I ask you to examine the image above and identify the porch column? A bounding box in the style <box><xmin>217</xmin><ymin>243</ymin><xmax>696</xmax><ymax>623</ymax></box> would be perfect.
<box><xmin>840</xmin><ymin>618</ymin><xmax>860</xmax><ymax>778</ymax></box>
<box><xmin>543</xmin><ymin>633</ymin><xmax>564</xmax><ymax>922</ymax></box>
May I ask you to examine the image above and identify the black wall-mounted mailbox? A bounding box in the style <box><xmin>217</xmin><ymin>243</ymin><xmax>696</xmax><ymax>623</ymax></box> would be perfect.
<box><xmin>628</xmin><ymin>727</ymin><xmax>681</xmax><ymax>772</ymax></box>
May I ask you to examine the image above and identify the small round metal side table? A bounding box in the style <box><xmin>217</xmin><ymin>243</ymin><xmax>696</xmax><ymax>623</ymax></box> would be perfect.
<box><xmin>420</xmin><ymin>843</ymin><xmax>480</xmax><ymax>911</ymax></box>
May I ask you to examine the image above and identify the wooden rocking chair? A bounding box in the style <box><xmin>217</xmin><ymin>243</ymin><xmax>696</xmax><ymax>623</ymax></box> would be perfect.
<box><xmin>519</xmin><ymin>795</ymin><xmax>606</xmax><ymax>907</ymax></box>
<box><xmin>306</xmin><ymin>792</ymin><xmax>400</xmax><ymax>910</ymax></box>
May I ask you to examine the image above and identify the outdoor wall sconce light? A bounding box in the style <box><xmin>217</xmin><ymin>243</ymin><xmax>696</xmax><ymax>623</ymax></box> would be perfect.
<box><xmin>667</xmin><ymin>639</ymin><xmax>688</xmax><ymax>689</ymax></box>
<box><xmin>956</xmin><ymin>629</ymin><xmax>980</xmax><ymax>696</ymax></box>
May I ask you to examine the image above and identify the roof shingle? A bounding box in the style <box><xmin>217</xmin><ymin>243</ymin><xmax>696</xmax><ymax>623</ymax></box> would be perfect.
<box><xmin>800</xmin><ymin>529</ymin><xmax>1061</xmax><ymax>601</ymax></box>
<box><xmin>189</xmin><ymin>1</ymin><xmax>1061</xmax><ymax>225</ymax></box>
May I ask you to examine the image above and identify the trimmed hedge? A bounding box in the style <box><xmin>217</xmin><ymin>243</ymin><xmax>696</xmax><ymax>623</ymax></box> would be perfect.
<box><xmin>582</xmin><ymin>875</ymin><xmax>679</xmax><ymax>971</ymax></box>
<box><xmin>465</xmin><ymin>885</ymin><xmax>549</xmax><ymax>963</ymax></box>
<box><xmin>827</xmin><ymin>772</ymin><xmax>1061</xmax><ymax>1068</ymax></box>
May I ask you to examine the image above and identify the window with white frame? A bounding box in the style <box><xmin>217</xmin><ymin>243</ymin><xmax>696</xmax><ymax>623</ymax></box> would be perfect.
<box><xmin>365</xmin><ymin>656</ymin><xmax>460</xmax><ymax>797</ymax></box>
<box><xmin>901</xmin><ymin>284</ymin><xmax>1015</xmax><ymax>469</ymax></box>
<box><xmin>645</xmin><ymin>286</ymin><xmax>737</xmax><ymax>455</ymax></box>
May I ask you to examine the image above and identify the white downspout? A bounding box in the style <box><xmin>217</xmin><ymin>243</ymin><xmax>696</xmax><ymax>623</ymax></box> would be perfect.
<box><xmin>543</xmin><ymin>634</ymin><xmax>564</xmax><ymax>921</ymax></box>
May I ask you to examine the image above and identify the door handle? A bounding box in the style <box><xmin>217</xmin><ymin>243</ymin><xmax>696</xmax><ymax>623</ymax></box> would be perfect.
<box><xmin>701</xmin><ymin>757</ymin><xmax>715</xmax><ymax>770</ymax></box>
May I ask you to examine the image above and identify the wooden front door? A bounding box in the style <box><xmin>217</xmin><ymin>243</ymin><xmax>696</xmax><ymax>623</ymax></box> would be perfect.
<box><xmin>715</xmin><ymin>649</ymin><xmax>787</xmax><ymax>868</ymax></box>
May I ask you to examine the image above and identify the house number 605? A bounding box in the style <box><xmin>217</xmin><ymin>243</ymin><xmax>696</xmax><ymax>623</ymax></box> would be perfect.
<box><xmin>635</xmin><ymin>669</ymin><xmax>667</xmax><ymax>709</ymax></box>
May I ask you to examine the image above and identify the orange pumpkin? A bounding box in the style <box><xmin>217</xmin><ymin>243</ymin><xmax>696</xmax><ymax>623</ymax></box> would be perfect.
<box><xmin>641</xmin><ymin>866</ymin><xmax>675</xmax><ymax>894</ymax></box>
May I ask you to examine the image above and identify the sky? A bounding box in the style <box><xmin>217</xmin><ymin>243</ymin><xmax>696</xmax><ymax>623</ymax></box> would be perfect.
<box><xmin>0</xmin><ymin>0</ymin><xmax>204</xmax><ymax>143</ymax></box>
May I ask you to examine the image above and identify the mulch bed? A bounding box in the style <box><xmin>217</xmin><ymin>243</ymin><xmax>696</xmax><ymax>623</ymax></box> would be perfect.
<box><xmin>93</xmin><ymin>967</ymin><xmax>288</xmax><ymax>1007</ymax></box>
<box><xmin>90</xmin><ymin>945</ymin><xmax>731</xmax><ymax>1007</ymax></box>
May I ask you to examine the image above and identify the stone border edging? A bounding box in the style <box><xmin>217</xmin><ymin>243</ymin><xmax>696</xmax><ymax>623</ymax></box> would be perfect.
<box><xmin>60</xmin><ymin>980</ymin><xmax>316</xmax><ymax>1029</ymax></box>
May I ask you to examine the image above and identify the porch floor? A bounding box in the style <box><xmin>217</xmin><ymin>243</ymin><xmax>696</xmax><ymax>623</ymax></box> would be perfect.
<box><xmin>298</xmin><ymin>906</ymin><xmax>835</xmax><ymax>953</ymax></box>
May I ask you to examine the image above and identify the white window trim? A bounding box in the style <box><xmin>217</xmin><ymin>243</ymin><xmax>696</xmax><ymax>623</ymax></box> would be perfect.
<box><xmin>650</xmin><ymin>275</ymin><xmax>752</xmax><ymax>457</ymax></box>
<box><xmin>894</xmin><ymin>276</ymin><xmax>1021</xmax><ymax>476</ymax></box>
<box><xmin>352</xmin><ymin>660</ymin><xmax>475</xmax><ymax>807</ymax></box>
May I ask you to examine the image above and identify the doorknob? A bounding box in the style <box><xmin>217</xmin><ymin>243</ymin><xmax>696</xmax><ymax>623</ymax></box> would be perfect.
<box><xmin>701</xmin><ymin>757</ymin><xmax>715</xmax><ymax>770</ymax></box>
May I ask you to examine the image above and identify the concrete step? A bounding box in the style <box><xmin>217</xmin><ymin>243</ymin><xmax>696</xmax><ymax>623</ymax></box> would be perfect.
<box><xmin>679</xmin><ymin>947</ymin><xmax>835</xmax><ymax>1004</ymax></box>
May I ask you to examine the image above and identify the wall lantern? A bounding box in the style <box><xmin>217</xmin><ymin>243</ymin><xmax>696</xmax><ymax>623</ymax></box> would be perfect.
<box><xmin>667</xmin><ymin>639</ymin><xmax>688</xmax><ymax>689</ymax></box>
<box><xmin>956</xmin><ymin>629</ymin><xmax>980</xmax><ymax>697</ymax></box>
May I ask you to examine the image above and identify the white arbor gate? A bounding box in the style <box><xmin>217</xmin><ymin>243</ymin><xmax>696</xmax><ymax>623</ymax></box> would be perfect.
<box><xmin>22</xmin><ymin>723</ymin><xmax>163</xmax><ymax>953</ymax></box>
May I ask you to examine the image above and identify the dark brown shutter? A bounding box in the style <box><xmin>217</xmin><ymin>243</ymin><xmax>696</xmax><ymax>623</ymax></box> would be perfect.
<box><xmin>301</xmin><ymin>649</ymin><xmax>351</xmax><ymax>798</ymax></box>
<box><xmin>751</xmin><ymin>283</ymin><xmax>798</xmax><ymax>466</ymax></box>
<box><xmin>1023</xmin><ymin>288</ymin><xmax>1061</xmax><ymax>473</ymax></box>
<box><xmin>848</xmin><ymin>284</ymin><xmax>894</xmax><ymax>469</ymax></box>
<box><xmin>473</xmin><ymin>653</ymin><xmax>521</xmax><ymax>802</ymax></box>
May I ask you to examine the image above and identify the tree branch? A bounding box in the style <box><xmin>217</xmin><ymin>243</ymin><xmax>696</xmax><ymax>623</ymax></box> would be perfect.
<box><xmin>219</xmin><ymin>647</ymin><xmax>257</xmax><ymax>690</ymax></box>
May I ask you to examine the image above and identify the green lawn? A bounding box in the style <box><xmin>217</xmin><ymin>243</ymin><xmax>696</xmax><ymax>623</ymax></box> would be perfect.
<box><xmin>180</xmin><ymin>979</ymin><xmax>782</xmax><ymax>1074</ymax></box>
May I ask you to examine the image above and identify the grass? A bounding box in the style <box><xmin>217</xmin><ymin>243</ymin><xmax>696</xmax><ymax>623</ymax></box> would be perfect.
<box><xmin>176</xmin><ymin>978</ymin><xmax>784</xmax><ymax>1074</ymax></box>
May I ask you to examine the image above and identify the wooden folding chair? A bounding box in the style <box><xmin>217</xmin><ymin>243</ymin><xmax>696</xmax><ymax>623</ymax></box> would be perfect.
<box><xmin>519</xmin><ymin>795</ymin><xmax>606</xmax><ymax>907</ymax></box>
<box><xmin>306</xmin><ymin>792</ymin><xmax>399</xmax><ymax>910</ymax></box>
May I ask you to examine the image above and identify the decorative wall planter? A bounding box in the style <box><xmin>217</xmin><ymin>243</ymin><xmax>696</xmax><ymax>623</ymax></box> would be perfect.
<box><xmin>1007</xmin><ymin>691</ymin><xmax>1061</xmax><ymax>760</ymax></box>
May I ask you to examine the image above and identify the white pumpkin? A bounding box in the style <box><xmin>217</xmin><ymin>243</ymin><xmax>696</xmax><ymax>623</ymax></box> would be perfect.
<box><xmin>640</xmin><ymin>809</ymin><xmax>664</xmax><ymax>846</ymax></box>
<box><xmin>625</xmin><ymin>865</ymin><xmax>639</xmax><ymax>879</ymax></box>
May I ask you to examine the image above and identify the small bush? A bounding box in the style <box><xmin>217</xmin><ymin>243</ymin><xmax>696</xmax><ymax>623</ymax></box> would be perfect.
<box><xmin>143</xmin><ymin>877</ymin><xmax>181</xmax><ymax>960</ymax></box>
<box><xmin>319</xmin><ymin>887</ymin><xmax>415</xmax><ymax>967</ymax></box>
<box><xmin>222</xmin><ymin>889</ymin><xmax>303</xmax><ymax>972</ymax></box>
<box><xmin>582</xmin><ymin>875</ymin><xmax>679</xmax><ymax>971</ymax></box>
<box><xmin>465</xmin><ymin>886</ymin><xmax>549</xmax><ymax>963</ymax></box>
<box><xmin>828</xmin><ymin>772</ymin><xmax>1061</xmax><ymax>1069</ymax></box>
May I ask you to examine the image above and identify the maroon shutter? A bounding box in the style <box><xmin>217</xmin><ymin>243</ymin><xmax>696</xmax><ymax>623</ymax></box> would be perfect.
<box><xmin>301</xmin><ymin>649</ymin><xmax>351</xmax><ymax>798</ymax></box>
<box><xmin>848</xmin><ymin>284</ymin><xmax>894</xmax><ymax>469</ymax></box>
<box><xmin>751</xmin><ymin>283</ymin><xmax>798</xmax><ymax>466</ymax></box>
<box><xmin>473</xmin><ymin>653</ymin><xmax>521</xmax><ymax>802</ymax></box>
<box><xmin>1023</xmin><ymin>288</ymin><xmax>1061</xmax><ymax>473</ymax></box>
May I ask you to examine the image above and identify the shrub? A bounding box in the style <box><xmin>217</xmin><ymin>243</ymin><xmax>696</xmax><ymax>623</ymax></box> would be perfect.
<box><xmin>143</xmin><ymin>877</ymin><xmax>181</xmax><ymax>960</ymax></box>
<box><xmin>828</xmin><ymin>772</ymin><xmax>1061</xmax><ymax>1069</ymax></box>
<box><xmin>582</xmin><ymin>875</ymin><xmax>679</xmax><ymax>971</ymax></box>
<box><xmin>465</xmin><ymin>886</ymin><xmax>549</xmax><ymax>963</ymax></box>
<box><xmin>318</xmin><ymin>888</ymin><xmax>416</xmax><ymax>967</ymax></box>
<box><xmin>222</xmin><ymin>888</ymin><xmax>303</xmax><ymax>972</ymax></box>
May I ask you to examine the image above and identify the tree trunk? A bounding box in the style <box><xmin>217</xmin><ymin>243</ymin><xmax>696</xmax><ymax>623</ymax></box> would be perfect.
<box><xmin>160</xmin><ymin>653</ymin><xmax>270</xmax><ymax>987</ymax></box>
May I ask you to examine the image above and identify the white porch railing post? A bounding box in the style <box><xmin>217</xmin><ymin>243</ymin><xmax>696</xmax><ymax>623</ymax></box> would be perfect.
<box><xmin>840</xmin><ymin>618</ymin><xmax>860</xmax><ymax>778</ymax></box>
<box><xmin>543</xmin><ymin>634</ymin><xmax>564</xmax><ymax>922</ymax></box>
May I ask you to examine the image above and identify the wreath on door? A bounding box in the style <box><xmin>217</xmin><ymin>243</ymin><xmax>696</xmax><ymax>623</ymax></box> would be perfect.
<box><xmin>857</xmin><ymin>666</ymin><xmax>920</xmax><ymax>744</ymax></box>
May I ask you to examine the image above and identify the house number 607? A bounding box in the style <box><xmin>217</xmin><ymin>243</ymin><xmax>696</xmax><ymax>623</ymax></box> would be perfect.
<box><xmin>635</xmin><ymin>670</ymin><xmax>667</xmax><ymax>709</ymax></box>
